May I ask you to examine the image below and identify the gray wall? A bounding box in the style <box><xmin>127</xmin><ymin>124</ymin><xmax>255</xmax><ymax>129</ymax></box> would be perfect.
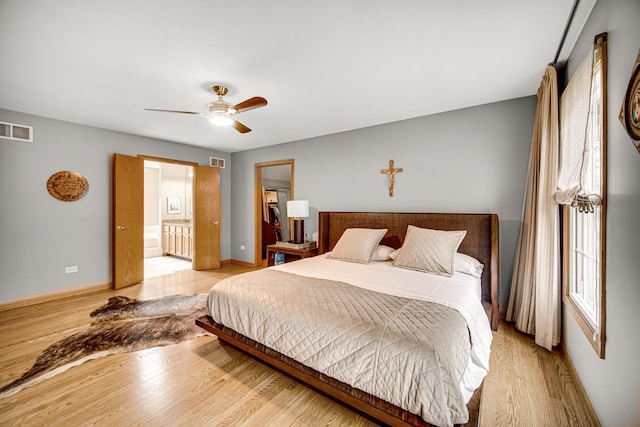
<box><xmin>561</xmin><ymin>0</ymin><xmax>640</xmax><ymax>425</ymax></box>
<box><xmin>0</xmin><ymin>109</ymin><xmax>231</xmax><ymax>303</ymax></box>
<box><xmin>231</xmin><ymin>96</ymin><xmax>536</xmax><ymax>312</ymax></box>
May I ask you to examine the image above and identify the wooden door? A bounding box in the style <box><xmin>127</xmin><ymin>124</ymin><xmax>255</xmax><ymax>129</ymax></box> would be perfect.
<box><xmin>193</xmin><ymin>165</ymin><xmax>220</xmax><ymax>270</ymax></box>
<box><xmin>113</xmin><ymin>154</ymin><xmax>144</xmax><ymax>289</ymax></box>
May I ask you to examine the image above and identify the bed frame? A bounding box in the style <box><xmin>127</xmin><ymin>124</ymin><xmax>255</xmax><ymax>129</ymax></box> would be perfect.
<box><xmin>196</xmin><ymin>211</ymin><xmax>499</xmax><ymax>427</ymax></box>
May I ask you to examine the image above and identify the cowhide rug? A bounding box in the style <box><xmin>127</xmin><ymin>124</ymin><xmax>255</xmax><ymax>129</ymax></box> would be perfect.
<box><xmin>0</xmin><ymin>293</ymin><xmax>210</xmax><ymax>398</ymax></box>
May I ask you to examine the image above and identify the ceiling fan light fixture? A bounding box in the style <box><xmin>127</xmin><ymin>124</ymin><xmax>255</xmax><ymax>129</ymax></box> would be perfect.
<box><xmin>207</xmin><ymin>99</ymin><xmax>238</xmax><ymax>126</ymax></box>
<box><xmin>146</xmin><ymin>84</ymin><xmax>265</xmax><ymax>133</ymax></box>
<box><xmin>209</xmin><ymin>109</ymin><xmax>237</xmax><ymax>126</ymax></box>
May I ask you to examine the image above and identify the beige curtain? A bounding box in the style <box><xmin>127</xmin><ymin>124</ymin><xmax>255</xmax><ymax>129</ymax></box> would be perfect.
<box><xmin>507</xmin><ymin>65</ymin><xmax>561</xmax><ymax>351</ymax></box>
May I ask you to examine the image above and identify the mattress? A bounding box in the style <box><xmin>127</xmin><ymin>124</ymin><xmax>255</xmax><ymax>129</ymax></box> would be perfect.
<box><xmin>206</xmin><ymin>254</ymin><xmax>493</xmax><ymax>426</ymax></box>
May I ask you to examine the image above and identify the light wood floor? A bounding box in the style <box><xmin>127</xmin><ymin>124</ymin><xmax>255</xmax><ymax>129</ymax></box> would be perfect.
<box><xmin>0</xmin><ymin>265</ymin><xmax>598</xmax><ymax>426</ymax></box>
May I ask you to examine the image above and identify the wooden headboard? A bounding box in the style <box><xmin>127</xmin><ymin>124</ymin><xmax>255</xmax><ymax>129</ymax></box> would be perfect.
<box><xmin>318</xmin><ymin>212</ymin><xmax>499</xmax><ymax>330</ymax></box>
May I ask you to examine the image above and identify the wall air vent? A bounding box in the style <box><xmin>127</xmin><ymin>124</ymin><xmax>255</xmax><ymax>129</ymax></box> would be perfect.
<box><xmin>0</xmin><ymin>121</ymin><xmax>33</xmax><ymax>142</ymax></box>
<box><xmin>209</xmin><ymin>157</ymin><xmax>225</xmax><ymax>168</ymax></box>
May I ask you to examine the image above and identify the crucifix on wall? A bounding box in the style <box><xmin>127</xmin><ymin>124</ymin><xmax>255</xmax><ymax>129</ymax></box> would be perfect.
<box><xmin>380</xmin><ymin>159</ymin><xmax>403</xmax><ymax>197</ymax></box>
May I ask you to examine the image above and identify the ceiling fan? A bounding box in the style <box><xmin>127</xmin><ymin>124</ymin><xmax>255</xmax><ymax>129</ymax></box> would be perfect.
<box><xmin>145</xmin><ymin>85</ymin><xmax>267</xmax><ymax>133</ymax></box>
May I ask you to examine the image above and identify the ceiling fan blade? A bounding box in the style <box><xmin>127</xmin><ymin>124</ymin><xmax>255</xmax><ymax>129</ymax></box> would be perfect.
<box><xmin>144</xmin><ymin>108</ymin><xmax>203</xmax><ymax>115</ymax></box>
<box><xmin>232</xmin><ymin>120</ymin><xmax>252</xmax><ymax>133</ymax></box>
<box><xmin>233</xmin><ymin>97</ymin><xmax>267</xmax><ymax>113</ymax></box>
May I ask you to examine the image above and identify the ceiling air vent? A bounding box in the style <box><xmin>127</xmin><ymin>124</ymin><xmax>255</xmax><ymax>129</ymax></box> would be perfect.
<box><xmin>209</xmin><ymin>157</ymin><xmax>225</xmax><ymax>168</ymax></box>
<box><xmin>0</xmin><ymin>121</ymin><xmax>33</xmax><ymax>142</ymax></box>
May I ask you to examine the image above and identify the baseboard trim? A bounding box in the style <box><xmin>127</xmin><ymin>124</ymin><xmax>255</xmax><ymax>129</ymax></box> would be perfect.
<box><xmin>560</xmin><ymin>345</ymin><xmax>601</xmax><ymax>426</ymax></box>
<box><xmin>229</xmin><ymin>259</ymin><xmax>258</xmax><ymax>268</ymax></box>
<box><xmin>0</xmin><ymin>282</ymin><xmax>112</xmax><ymax>312</ymax></box>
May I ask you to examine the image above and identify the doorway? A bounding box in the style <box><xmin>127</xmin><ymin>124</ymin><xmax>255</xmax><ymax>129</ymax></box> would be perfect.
<box><xmin>255</xmin><ymin>159</ymin><xmax>294</xmax><ymax>266</ymax></box>
<box><xmin>143</xmin><ymin>160</ymin><xmax>194</xmax><ymax>279</ymax></box>
<box><xmin>113</xmin><ymin>153</ymin><xmax>221</xmax><ymax>289</ymax></box>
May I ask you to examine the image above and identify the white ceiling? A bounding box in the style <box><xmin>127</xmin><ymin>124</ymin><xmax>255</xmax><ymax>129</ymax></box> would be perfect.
<box><xmin>0</xmin><ymin>1</ymin><xmax>595</xmax><ymax>153</ymax></box>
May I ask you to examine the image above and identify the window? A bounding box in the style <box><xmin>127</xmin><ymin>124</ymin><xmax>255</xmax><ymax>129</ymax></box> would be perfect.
<box><xmin>561</xmin><ymin>34</ymin><xmax>607</xmax><ymax>358</ymax></box>
<box><xmin>569</xmin><ymin>202</ymin><xmax>601</xmax><ymax>325</ymax></box>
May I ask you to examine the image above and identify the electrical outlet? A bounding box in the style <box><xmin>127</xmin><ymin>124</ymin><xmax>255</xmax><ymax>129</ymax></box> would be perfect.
<box><xmin>240</xmin><ymin>245</ymin><xmax>246</xmax><ymax>251</ymax></box>
<box><xmin>65</xmin><ymin>266</ymin><xmax>78</xmax><ymax>274</ymax></box>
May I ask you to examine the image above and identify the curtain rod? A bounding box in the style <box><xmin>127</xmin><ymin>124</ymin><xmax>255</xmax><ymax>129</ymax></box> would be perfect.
<box><xmin>553</xmin><ymin>0</ymin><xmax>580</xmax><ymax>65</ymax></box>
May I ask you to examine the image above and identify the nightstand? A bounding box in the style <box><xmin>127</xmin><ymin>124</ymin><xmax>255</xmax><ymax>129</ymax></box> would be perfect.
<box><xmin>266</xmin><ymin>244</ymin><xmax>318</xmax><ymax>266</ymax></box>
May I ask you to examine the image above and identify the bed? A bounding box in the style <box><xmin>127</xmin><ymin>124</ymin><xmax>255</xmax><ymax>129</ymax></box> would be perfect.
<box><xmin>196</xmin><ymin>212</ymin><xmax>499</xmax><ymax>426</ymax></box>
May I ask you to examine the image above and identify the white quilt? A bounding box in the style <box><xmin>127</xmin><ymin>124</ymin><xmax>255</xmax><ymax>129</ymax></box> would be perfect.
<box><xmin>208</xmin><ymin>254</ymin><xmax>493</xmax><ymax>426</ymax></box>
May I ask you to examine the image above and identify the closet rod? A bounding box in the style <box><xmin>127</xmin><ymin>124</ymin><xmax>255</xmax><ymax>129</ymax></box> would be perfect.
<box><xmin>553</xmin><ymin>0</ymin><xmax>580</xmax><ymax>65</ymax></box>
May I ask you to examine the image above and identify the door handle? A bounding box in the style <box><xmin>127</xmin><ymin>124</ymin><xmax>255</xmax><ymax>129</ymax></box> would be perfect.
<box><xmin>116</xmin><ymin>226</ymin><xmax>129</xmax><ymax>231</ymax></box>
<box><xmin>211</xmin><ymin>221</ymin><xmax>219</xmax><ymax>225</ymax></box>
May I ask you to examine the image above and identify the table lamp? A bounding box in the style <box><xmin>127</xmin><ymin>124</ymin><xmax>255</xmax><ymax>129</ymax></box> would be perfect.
<box><xmin>287</xmin><ymin>200</ymin><xmax>309</xmax><ymax>244</ymax></box>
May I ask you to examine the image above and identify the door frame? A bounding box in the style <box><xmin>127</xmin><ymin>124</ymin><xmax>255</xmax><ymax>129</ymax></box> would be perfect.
<box><xmin>140</xmin><ymin>155</ymin><xmax>198</xmax><ymax>168</ymax></box>
<box><xmin>255</xmin><ymin>159</ymin><xmax>294</xmax><ymax>266</ymax></box>
<box><xmin>114</xmin><ymin>153</ymin><xmax>222</xmax><ymax>285</ymax></box>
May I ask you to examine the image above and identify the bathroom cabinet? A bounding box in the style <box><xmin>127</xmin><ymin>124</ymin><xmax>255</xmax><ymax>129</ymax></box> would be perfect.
<box><xmin>163</xmin><ymin>222</ymin><xmax>192</xmax><ymax>260</ymax></box>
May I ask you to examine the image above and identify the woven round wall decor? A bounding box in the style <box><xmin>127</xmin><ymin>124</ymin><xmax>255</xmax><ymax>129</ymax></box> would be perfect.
<box><xmin>46</xmin><ymin>171</ymin><xmax>89</xmax><ymax>202</ymax></box>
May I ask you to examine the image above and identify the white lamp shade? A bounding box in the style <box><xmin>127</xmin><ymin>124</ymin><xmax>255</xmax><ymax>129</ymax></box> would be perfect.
<box><xmin>287</xmin><ymin>200</ymin><xmax>309</xmax><ymax>218</ymax></box>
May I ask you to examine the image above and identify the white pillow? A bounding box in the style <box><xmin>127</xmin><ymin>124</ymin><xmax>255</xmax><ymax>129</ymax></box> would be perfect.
<box><xmin>327</xmin><ymin>228</ymin><xmax>388</xmax><ymax>263</ymax></box>
<box><xmin>391</xmin><ymin>225</ymin><xmax>466</xmax><ymax>276</ymax></box>
<box><xmin>454</xmin><ymin>252</ymin><xmax>484</xmax><ymax>278</ymax></box>
<box><xmin>370</xmin><ymin>244</ymin><xmax>396</xmax><ymax>261</ymax></box>
<box><xmin>392</xmin><ymin>247</ymin><xmax>483</xmax><ymax>277</ymax></box>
